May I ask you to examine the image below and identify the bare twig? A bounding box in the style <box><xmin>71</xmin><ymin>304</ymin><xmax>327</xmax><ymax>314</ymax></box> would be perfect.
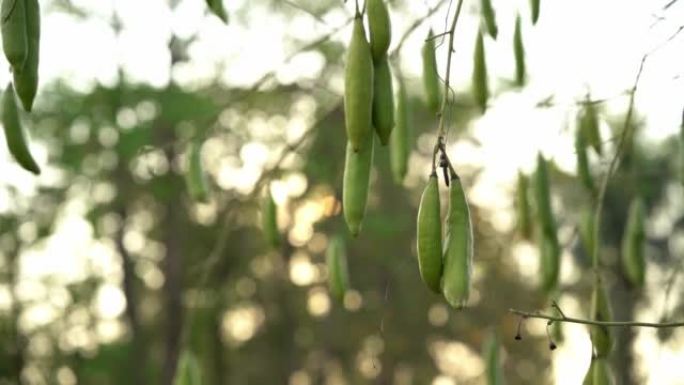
<box><xmin>390</xmin><ymin>0</ymin><xmax>450</xmax><ymax>58</ymax></box>
<box><xmin>509</xmin><ymin>309</ymin><xmax>684</xmax><ymax>328</ymax></box>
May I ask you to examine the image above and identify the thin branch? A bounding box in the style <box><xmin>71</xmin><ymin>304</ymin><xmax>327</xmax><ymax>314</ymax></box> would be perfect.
<box><xmin>509</xmin><ymin>309</ymin><xmax>684</xmax><ymax>328</ymax></box>
<box><xmin>231</xmin><ymin>16</ymin><xmax>354</xmax><ymax>105</ymax></box>
<box><xmin>390</xmin><ymin>0</ymin><xmax>450</xmax><ymax>59</ymax></box>
<box><xmin>591</xmin><ymin>55</ymin><xmax>646</xmax><ymax>270</ymax></box>
<box><xmin>436</xmin><ymin>0</ymin><xmax>464</xmax><ymax>139</ymax></box>
<box><xmin>281</xmin><ymin>0</ymin><xmax>328</xmax><ymax>25</ymax></box>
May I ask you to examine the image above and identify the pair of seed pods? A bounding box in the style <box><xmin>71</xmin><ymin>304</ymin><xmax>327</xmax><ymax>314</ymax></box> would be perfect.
<box><xmin>2</xmin><ymin>0</ymin><xmax>40</xmax><ymax>112</ymax></box>
<box><xmin>416</xmin><ymin>171</ymin><xmax>472</xmax><ymax>309</ymax></box>
<box><xmin>621</xmin><ymin>198</ymin><xmax>645</xmax><ymax>287</ymax></box>
<box><xmin>343</xmin><ymin>0</ymin><xmax>400</xmax><ymax>236</ymax></box>
<box><xmin>422</xmin><ymin>27</ymin><xmax>489</xmax><ymax>114</ymax></box>
<box><xmin>575</xmin><ymin>101</ymin><xmax>603</xmax><ymax>193</ymax></box>
<box><xmin>344</xmin><ymin>0</ymin><xmax>393</xmax><ymax>153</ymax></box>
<box><xmin>516</xmin><ymin>155</ymin><xmax>560</xmax><ymax>292</ymax></box>
<box><xmin>1</xmin><ymin>0</ymin><xmax>41</xmax><ymax>174</ymax></box>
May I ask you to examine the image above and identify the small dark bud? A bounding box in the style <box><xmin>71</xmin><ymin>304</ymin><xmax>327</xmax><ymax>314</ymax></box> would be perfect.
<box><xmin>549</xmin><ymin>342</ymin><xmax>557</xmax><ymax>350</ymax></box>
<box><xmin>514</xmin><ymin>334</ymin><xmax>522</xmax><ymax>341</ymax></box>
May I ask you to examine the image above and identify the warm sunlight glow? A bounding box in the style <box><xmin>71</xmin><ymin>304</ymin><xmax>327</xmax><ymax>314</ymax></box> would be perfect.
<box><xmin>221</xmin><ymin>305</ymin><xmax>265</xmax><ymax>345</ymax></box>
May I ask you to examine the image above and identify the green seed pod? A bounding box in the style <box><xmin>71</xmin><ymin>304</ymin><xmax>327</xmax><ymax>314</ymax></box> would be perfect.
<box><xmin>343</xmin><ymin>135</ymin><xmax>374</xmax><ymax>237</ymax></box>
<box><xmin>621</xmin><ymin>198</ymin><xmax>646</xmax><ymax>287</ymax></box>
<box><xmin>482</xmin><ymin>331</ymin><xmax>505</xmax><ymax>385</ymax></box>
<box><xmin>592</xmin><ymin>358</ymin><xmax>614</xmax><ymax>385</ymax></box>
<box><xmin>422</xmin><ymin>30</ymin><xmax>441</xmax><ymax>114</ymax></box>
<box><xmin>417</xmin><ymin>173</ymin><xmax>443</xmax><ymax>293</ymax></box>
<box><xmin>515</xmin><ymin>171</ymin><xmax>532</xmax><ymax>240</ymax></box>
<box><xmin>538</xmin><ymin>229</ymin><xmax>560</xmax><ymax>293</ymax></box>
<box><xmin>590</xmin><ymin>279</ymin><xmax>613</xmax><ymax>358</ymax></box>
<box><xmin>344</xmin><ymin>16</ymin><xmax>374</xmax><ymax>152</ymax></box>
<box><xmin>12</xmin><ymin>0</ymin><xmax>38</xmax><ymax>112</ymax></box>
<box><xmin>579</xmin><ymin>208</ymin><xmax>596</xmax><ymax>261</ymax></box>
<box><xmin>327</xmin><ymin>235</ymin><xmax>350</xmax><ymax>302</ymax></box>
<box><xmin>261</xmin><ymin>187</ymin><xmax>279</xmax><ymax>248</ymax></box>
<box><xmin>205</xmin><ymin>0</ymin><xmax>228</xmax><ymax>23</ymax></box>
<box><xmin>480</xmin><ymin>0</ymin><xmax>498</xmax><ymax>40</ymax></box>
<box><xmin>534</xmin><ymin>153</ymin><xmax>556</xmax><ymax>237</ymax></box>
<box><xmin>582</xmin><ymin>358</ymin><xmax>595</xmax><ymax>385</ymax></box>
<box><xmin>174</xmin><ymin>350</ymin><xmax>202</xmax><ymax>385</ymax></box>
<box><xmin>372</xmin><ymin>57</ymin><xmax>394</xmax><ymax>145</ymax></box>
<box><xmin>366</xmin><ymin>0</ymin><xmax>391</xmax><ymax>62</ymax></box>
<box><xmin>2</xmin><ymin>83</ymin><xmax>39</xmax><ymax>174</ymax></box>
<box><xmin>513</xmin><ymin>13</ymin><xmax>525</xmax><ymax>87</ymax></box>
<box><xmin>2</xmin><ymin>0</ymin><xmax>28</xmax><ymax>70</ymax></box>
<box><xmin>581</xmin><ymin>102</ymin><xmax>602</xmax><ymax>155</ymax></box>
<box><xmin>390</xmin><ymin>75</ymin><xmax>410</xmax><ymax>183</ymax></box>
<box><xmin>473</xmin><ymin>29</ymin><xmax>488</xmax><ymax>113</ymax></box>
<box><xmin>575</xmin><ymin>125</ymin><xmax>595</xmax><ymax>192</ymax></box>
<box><xmin>441</xmin><ymin>173</ymin><xmax>473</xmax><ymax>309</ymax></box>
<box><xmin>185</xmin><ymin>140</ymin><xmax>210</xmax><ymax>202</ymax></box>
<box><xmin>530</xmin><ymin>0</ymin><xmax>540</xmax><ymax>25</ymax></box>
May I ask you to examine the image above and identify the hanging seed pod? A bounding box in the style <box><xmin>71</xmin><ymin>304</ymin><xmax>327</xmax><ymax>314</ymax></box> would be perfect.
<box><xmin>516</xmin><ymin>171</ymin><xmax>532</xmax><ymax>239</ymax></box>
<box><xmin>344</xmin><ymin>16</ymin><xmax>374</xmax><ymax>152</ymax></box>
<box><xmin>575</xmin><ymin>125</ymin><xmax>595</xmax><ymax>193</ymax></box>
<box><xmin>422</xmin><ymin>30</ymin><xmax>441</xmax><ymax>114</ymax></box>
<box><xmin>579</xmin><ymin>209</ymin><xmax>596</xmax><ymax>260</ymax></box>
<box><xmin>590</xmin><ymin>279</ymin><xmax>613</xmax><ymax>358</ymax></box>
<box><xmin>581</xmin><ymin>102</ymin><xmax>602</xmax><ymax>155</ymax></box>
<box><xmin>472</xmin><ymin>29</ymin><xmax>488</xmax><ymax>113</ymax></box>
<box><xmin>513</xmin><ymin>13</ymin><xmax>525</xmax><ymax>87</ymax></box>
<box><xmin>366</xmin><ymin>0</ymin><xmax>391</xmax><ymax>62</ymax></box>
<box><xmin>592</xmin><ymin>358</ymin><xmax>614</xmax><ymax>385</ymax></box>
<box><xmin>417</xmin><ymin>173</ymin><xmax>443</xmax><ymax>293</ymax></box>
<box><xmin>327</xmin><ymin>235</ymin><xmax>350</xmax><ymax>302</ymax></box>
<box><xmin>538</xmin><ymin>229</ymin><xmax>560</xmax><ymax>293</ymax></box>
<box><xmin>2</xmin><ymin>83</ymin><xmax>39</xmax><ymax>174</ymax></box>
<box><xmin>1</xmin><ymin>0</ymin><xmax>28</xmax><ymax>70</ymax></box>
<box><xmin>482</xmin><ymin>331</ymin><xmax>505</xmax><ymax>385</ymax></box>
<box><xmin>343</xmin><ymin>135</ymin><xmax>374</xmax><ymax>237</ymax></box>
<box><xmin>12</xmin><ymin>0</ymin><xmax>38</xmax><ymax>112</ymax></box>
<box><xmin>621</xmin><ymin>198</ymin><xmax>646</xmax><ymax>287</ymax></box>
<box><xmin>534</xmin><ymin>153</ymin><xmax>556</xmax><ymax>237</ymax></box>
<box><xmin>372</xmin><ymin>57</ymin><xmax>395</xmax><ymax>145</ymax></box>
<box><xmin>530</xmin><ymin>0</ymin><xmax>541</xmax><ymax>25</ymax></box>
<box><xmin>174</xmin><ymin>350</ymin><xmax>203</xmax><ymax>385</ymax></box>
<box><xmin>480</xmin><ymin>0</ymin><xmax>498</xmax><ymax>39</ymax></box>
<box><xmin>205</xmin><ymin>0</ymin><xmax>228</xmax><ymax>23</ymax></box>
<box><xmin>390</xmin><ymin>75</ymin><xmax>410</xmax><ymax>183</ymax></box>
<box><xmin>261</xmin><ymin>187</ymin><xmax>279</xmax><ymax>248</ymax></box>
<box><xmin>185</xmin><ymin>140</ymin><xmax>210</xmax><ymax>202</ymax></box>
<box><xmin>441</xmin><ymin>172</ymin><xmax>473</xmax><ymax>309</ymax></box>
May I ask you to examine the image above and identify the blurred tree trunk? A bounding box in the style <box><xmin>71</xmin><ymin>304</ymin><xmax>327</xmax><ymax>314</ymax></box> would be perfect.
<box><xmin>115</xmin><ymin>207</ymin><xmax>146</xmax><ymax>385</ymax></box>
<box><xmin>612</xmin><ymin>277</ymin><xmax>638</xmax><ymax>385</ymax></box>
<box><xmin>8</xmin><ymin>249</ymin><xmax>24</xmax><ymax>385</ymax></box>
<box><xmin>160</xmin><ymin>128</ymin><xmax>184</xmax><ymax>385</ymax></box>
<box><xmin>161</xmin><ymin>204</ymin><xmax>183</xmax><ymax>385</ymax></box>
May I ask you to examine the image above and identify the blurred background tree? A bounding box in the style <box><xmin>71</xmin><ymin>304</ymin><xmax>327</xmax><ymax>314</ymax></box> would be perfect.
<box><xmin>0</xmin><ymin>1</ymin><xmax>683</xmax><ymax>385</ymax></box>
